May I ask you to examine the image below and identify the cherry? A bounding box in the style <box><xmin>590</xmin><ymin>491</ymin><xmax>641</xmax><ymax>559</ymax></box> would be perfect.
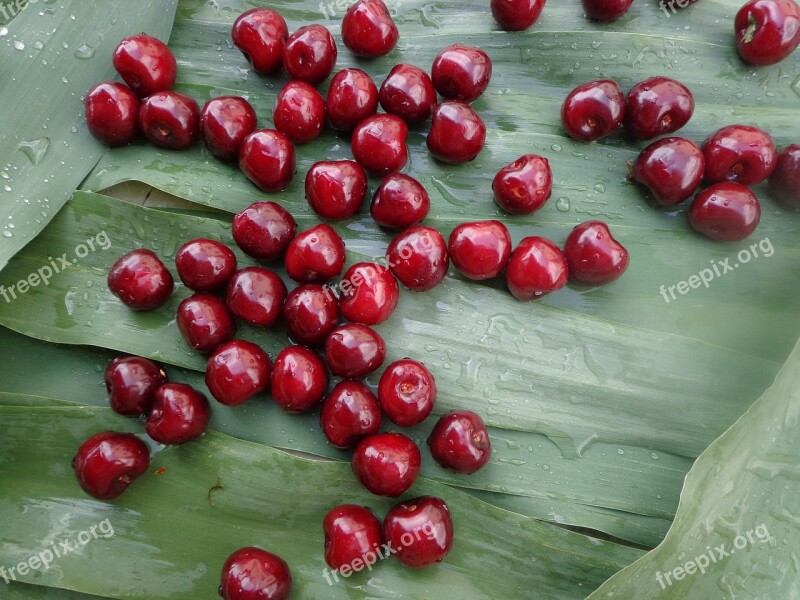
<box><xmin>232</xmin><ymin>201</ymin><xmax>297</xmax><ymax>262</ymax></box>
<box><xmin>85</xmin><ymin>82</ymin><xmax>139</xmax><ymax>146</ymax></box>
<box><xmin>630</xmin><ymin>136</ymin><xmax>705</xmax><ymax>206</ymax></box>
<box><xmin>735</xmin><ymin>0</ymin><xmax>800</xmax><ymax>66</ymax></box>
<box><xmin>491</xmin><ymin>0</ymin><xmax>547</xmax><ymax>31</ymax></box>
<box><xmin>320</xmin><ymin>381</ymin><xmax>382</xmax><ymax>448</ymax></box>
<box><xmin>226</xmin><ymin>267</ymin><xmax>287</xmax><ymax>327</ymax></box>
<box><xmin>338</xmin><ymin>262</ymin><xmax>399</xmax><ymax>325</ymax></box>
<box><xmin>581</xmin><ymin>0</ymin><xmax>633</xmax><ymax>21</ymax></box>
<box><xmin>448</xmin><ymin>220</ymin><xmax>512</xmax><ymax>280</ymax></box>
<box><xmin>72</xmin><ymin>431</ymin><xmax>150</xmax><ymax>500</ymax></box>
<box><xmin>383</xmin><ymin>496</ymin><xmax>453</xmax><ymax>567</ymax></box>
<box><xmin>327</xmin><ymin>68</ymin><xmax>379</xmax><ymax>131</ymax></box>
<box><xmin>352</xmin><ymin>432</ymin><xmax>421</xmax><ymax>497</ymax></box>
<box><xmin>351</xmin><ymin>114</ymin><xmax>409</xmax><ymax>175</ymax></box>
<box><xmin>200</xmin><ymin>96</ymin><xmax>258</xmax><ymax>161</ymax></box>
<box><xmin>175</xmin><ymin>238</ymin><xmax>237</xmax><ymax>292</ymax></box>
<box><xmin>769</xmin><ymin>144</ymin><xmax>800</xmax><ymax>209</ymax></box>
<box><xmin>305</xmin><ymin>160</ymin><xmax>368</xmax><ymax>220</ymax></box>
<box><xmin>282</xmin><ymin>25</ymin><xmax>337</xmax><ymax>85</ymax></box>
<box><xmin>284</xmin><ymin>224</ymin><xmax>346</xmax><ymax>284</ymax></box>
<box><xmin>379</xmin><ymin>64</ymin><xmax>437</xmax><ymax>124</ymax></box>
<box><xmin>341</xmin><ymin>0</ymin><xmax>399</xmax><ymax>58</ymax></box>
<box><xmin>270</xmin><ymin>345</ymin><xmax>328</xmax><ymax>414</ymax></box>
<box><xmin>219</xmin><ymin>547</ymin><xmax>292</xmax><ymax>600</ymax></box>
<box><xmin>323</xmin><ymin>504</ymin><xmax>383</xmax><ymax>571</ymax></box>
<box><xmin>239</xmin><ymin>130</ymin><xmax>296</xmax><ymax>193</ymax></box>
<box><xmin>283</xmin><ymin>284</ymin><xmax>340</xmax><ymax>347</ymax></box>
<box><xmin>108</xmin><ymin>249</ymin><xmax>174</xmax><ymax>310</ymax></box>
<box><xmin>702</xmin><ymin>124</ymin><xmax>778</xmax><ymax>186</ymax></box>
<box><xmin>378</xmin><ymin>359</ymin><xmax>436</xmax><ymax>426</ymax></box>
<box><xmin>431</xmin><ymin>45</ymin><xmax>492</xmax><ymax>103</ymax></box>
<box><xmin>273</xmin><ymin>81</ymin><xmax>326</xmax><ymax>144</ymax></box>
<box><xmin>370</xmin><ymin>174</ymin><xmax>431</xmax><ymax>231</ymax></box>
<box><xmin>139</xmin><ymin>91</ymin><xmax>200</xmax><ymax>150</ymax></box>
<box><xmin>146</xmin><ymin>383</ymin><xmax>211</xmax><ymax>444</ymax></box>
<box><xmin>104</xmin><ymin>356</ymin><xmax>167</xmax><ymax>416</ymax></box>
<box><xmin>624</xmin><ymin>76</ymin><xmax>694</xmax><ymax>140</ymax></box>
<box><xmin>428</xmin><ymin>410</ymin><xmax>491</xmax><ymax>474</ymax></box>
<box><xmin>206</xmin><ymin>340</ymin><xmax>272</xmax><ymax>406</ymax></box>
<box><xmin>231</xmin><ymin>8</ymin><xmax>288</xmax><ymax>75</ymax></box>
<box><xmin>563</xmin><ymin>221</ymin><xmax>629</xmax><ymax>285</ymax></box>
<box><xmin>689</xmin><ymin>183</ymin><xmax>761</xmax><ymax>242</ymax></box>
<box><xmin>492</xmin><ymin>154</ymin><xmax>552</xmax><ymax>214</ymax></box>
<box><xmin>505</xmin><ymin>236</ymin><xmax>568</xmax><ymax>301</ymax></box>
<box><xmin>387</xmin><ymin>226</ymin><xmax>449</xmax><ymax>292</ymax></box>
<box><xmin>325</xmin><ymin>323</ymin><xmax>386</xmax><ymax>378</ymax></box>
<box><xmin>112</xmin><ymin>33</ymin><xmax>176</xmax><ymax>98</ymax></box>
<box><xmin>176</xmin><ymin>293</ymin><xmax>237</xmax><ymax>353</ymax></box>
<box><xmin>427</xmin><ymin>101</ymin><xmax>486</xmax><ymax>164</ymax></box>
<box><xmin>561</xmin><ymin>79</ymin><xmax>625</xmax><ymax>142</ymax></box>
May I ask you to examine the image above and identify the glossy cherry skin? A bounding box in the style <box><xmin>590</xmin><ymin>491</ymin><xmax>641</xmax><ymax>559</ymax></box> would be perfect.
<box><xmin>285</xmin><ymin>224</ymin><xmax>347</xmax><ymax>284</ymax></box>
<box><xmin>631</xmin><ymin>137</ymin><xmax>705</xmax><ymax>206</ymax></box>
<box><xmin>563</xmin><ymin>221</ymin><xmax>629</xmax><ymax>285</ymax></box>
<box><xmin>427</xmin><ymin>101</ymin><xmax>486</xmax><ymax>164</ymax></box>
<box><xmin>448</xmin><ymin>220</ymin><xmax>512</xmax><ymax>280</ymax></box>
<box><xmin>175</xmin><ymin>238</ymin><xmax>237</xmax><ymax>292</ymax></box>
<box><xmin>491</xmin><ymin>0</ymin><xmax>547</xmax><ymax>31</ymax></box>
<box><xmin>383</xmin><ymin>496</ymin><xmax>453</xmax><ymax>567</ymax></box>
<box><xmin>273</xmin><ymin>81</ymin><xmax>326</xmax><ymax>144</ymax></box>
<box><xmin>351</xmin><ymin>114</ymin><xmax>409</xmax><ymax>175</ymax></box>
<box><xmin>219</xmin><ymin>547</ymin><xmax>292</xmax><ymax>600</ymax></box>
<box><xmin>428</xmin><ymin>410</ymin><xmax>491</xmax><ymax>474</ymax></box>
<box><xmin>146</xmin><ymin>383</ymin><xmax>211</xmax><ymax>444</ymax></box>
<box><xmin>769</xmin><ymin>144</ymin><xmax>800</xmax><ymax>209</ymax></box>
<box><xmin>176</xmin><ymin>293</ymin><xmax>237</xmax><ymax>353</ymax></box>
<box><xmin>379</xmin><ymin>64</ymin><xmax>437</xmax><ymax>124</ymax></box>
<box><xmin>387</xmin><ymin>226</ymin><xmax>449</xmax><ymax>292</ymax></box>
<box><xmin>320</xmin><ymin>380</ymin><xmax>382</xmax><ymax>448</ymax></box>
<box><xmin>271</xmin><ymin>346</ymin><xmax>327</xmax><ymax>413</ymax></box>
<box><xmin>689</xmin><ymin>183</ymin><xmax>761</xmax><ymax>242</ymax></box>
<box><xmin>282</xmin><ymin>25</ymin><xmax>337</xmax><ymax>85</ymax></box>
<box><xmin>108</xmin><ymin>249</ymin><xmax>174</xmax><ymax>310</ymax></box>
<box><xmin>200</xmin><ymin>96</ymin><xmax>257</xmax><ymax>161</ymax></box>
<box><xmin>735</xmin><ymin>0</ymin><xmax>800</xmax><ymax>66</ymax></box>
<box><xmin>239</xmin><ymin>130</ymin><xmax>296</xmax><ymax>193</ymax></box>
<box><xmin>232</xmin><ymin>202</ymin><xmax>297</xmax><ymax>262</ymax></box>
<box><xmin>341</xmin><ymin>0</ymin><xmax>399</xmax><ymax>58</ymax></box>
<box><xmin>85</xmin><ymin>82</ymin><xmax>140</xmax><ymax>146</ymax></box>
<box><xmin>325</xmin><ymin>323</ymin><xmax>386</xmax><ymax>378</ymax></box>
<box><xmin>492</xmin><ymin>154</ymin><xmax>552</xmax><ymax>214</ymax></box>
<box><xmin>505</xmin><ymin>236</ymin><xmax>568</xmax><ymax>301</ymax></box>
<box><xmin>206</xmin><ymin>340</ymin><xmax>272</xmax><ymax>406</ymax></box>
<box><xmin>327</xmin><ymin>68</ymin><xmax>379</xmax><ymax>131</ymax></box>
<box><xmin>232</xmin><ymin>8</ymin><xmax>288</xmax><ymax>75</ymax></box>
<box><xmin>225</xmin><ymin>267</ymin><xmax>287</xmax><ymax>327</ymax></box>
<box><xmin>139</xmin><ymin>91</ymin><xmax>200</xmax><ymax>150</ymax></box>
<box><xmin>561</xmin><ymin>79</ymin><xmax>625</xmax><ymax>142</ymax></box>
<box><xmin>701</xmin><ymin>125</ymin><xmax>778</xmax><ymax>186</ymax></box>
<box><xmin>431</xmin><ymin>45</ymin><xmax>492</xmax><ymax>103</ymax></box>
<box><xmin>338</xmin><ymin>262</ymin><xmax>400</xmax><ymax>325</ymax></box>
<box><xmin>72</xmin><ymin>432</ymin><xmax>150</xmax><ymax>500</ymax></box>
<box><xmin>104</xmin><ymin>356</ymin><xmax>167</xmax><ymax>416</ymax></box>
<box><xmin>352</xmin><ymin>433</ymin><xmax>421</xmax><ymax>497</ymax></box>
<box><xmin>581</xmin><ymin>0</ymin><xmax>633</xmax><ymax>21</ymax></box>
<box><xmin>305</xmin><ymin>160</ymin><xmax>369</xmax><ymax>220</ymax></box>
<box><xmin>370</xmin><ymin>174</ymin><xmax>431</xmax><ymax>230</ymax></box>
<box><xmin>112</xmin><ymin>33</ymin><xmax>177</xmax><ymax>98</ymax></box>
<box><xmin>378</xmin><ymin>359</ymin><xmax>436</xmax><ymax>427</ymax></box>
<box><xmin>624</xmin><ymin>76</ymin><xmax>694</xmax><ymax>140</ymax></box>
<box><xmin>323</xmin><ymin>505</ymin><xmax>383</xmax><ymax>571</ymax></box>
<box><xmin>283</xmin><ymin>284</ymin><xmax>340</xmax><ymax>347</ymax></box>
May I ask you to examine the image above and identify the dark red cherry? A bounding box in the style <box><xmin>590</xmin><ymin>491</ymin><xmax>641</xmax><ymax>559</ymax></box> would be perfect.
<box><xmin>327</xmin><ymin>68</ymin><xmax>379</xmax><ymax>131</ymax></box>
<box><xmin>769</xmin><ymin>144</ymin><xmax>800</xmax><ymax>209</ymax></box>
<box><xmin>351</xmin><ymin>114</ymin><xmax>409</xmax><ymax>175</ymax></box>
<box><xmin>175</xmin><ymin>238</ymin><xmax>237</xmax><ymax>292</ymax></box>
<box><xmin>219</xmin><ymin>547</ymin><xmax>292</xmax><ymax>600</ymax></box>
<box><xmin>273</xmin><ymin>81</ymin><xmax>326</xmax><ymax>144</ymax></box>
<box><xmin>323</xmin><ymin>504</ymin><xmax>383</xmax><ymax>571</ymax></box>
<box><xmin>735</xmin><ymin>0</ymin><xmax>800</xmax><ymax>66</ymax></box>
<box><xmin>561</xmin><ymin>79</ymin><xmax>625</xmax><ymax>142</ymax></box>
<box><xmin>563</xmin><ymin>220</ymin><xmax>629</xmax><ymax>285</ymax></box>
<box><xmin>370</xmin><ymin>173</ymin><xmax>431</xmax><ymax>230</ymax></box>
<box><xmin>239</xmin><ymin>130</ymin><xmax>296</xmax><ymax>193</ymax></box>
<box><xmin>225</xmin><ymin>267</ymin><xmax>287</xmax><ymax>327</ymax></box>
<box><xmin>378</xmin><ymin>359</ymin><xmax>436</xmax><ymax>426</ymax></box>
<box><xmin>271</xmin><ymin>346</ymin><xmax>327</xmax><ymax>413</ymax></box>
<box><xmin>206</xmin><ymin>340</ymin><xmax>272</xmax><ymax>406</ymax></box>
<box><xmin>448</xmin><ymin>220</ymin><xmax>512</xmax><ymax>280</ymax></box>
<box><xmin>85</xmin><ymin>82</ymin><xmax>140</xmax><ymax>146</ymax></box>
<box><xmin>431</xmin><ymin>44</ymin><xmax>492</xmax><ymax>103</ymax></box>
<box><xmin>325</xmin><ymin>323</ymin><xmax>386</xmax><ymax>378</ymax></box>
<box><xmin>176</xmin><ymin>293</ymin><xmax>237</xmax><ymax>353</ymax></box>
<box><xmin>284</xmin><ymin>224</ymin><xmax>346</xmax><ymax>284</ymax></box>
<box><xmin>352</xmin><ymin>432</ymin><xmax>420</xmax><ymax>497</ymax></box>
<box><xmin>320</xmin><ymin>380</ymin><xmax>382</xmax><ymax>448</ymax></box>
<box><xmin>112</xmin><ymin>33</ymin><xmax>176</xmax><ymax>98</ymax></box>
<box><xmin>283</xmin><ymin>284</ymin><xmax>340</xmax><ymax>347</ymax></box>
<box><xmin>72</xmin><ymin>432</ymin><xmax>150</xmax><ymax>500</ymax></box>
<box><xmin>701</xmin><ymin>124</ymin><xmax>778</xmax><ymax>186</ymax></box>
<box><xmin>387</xmin><ymin>226</ymin><xmax>449</xmax><ymax>292</ymax></box>
<box><xmin>689</xmin><ymin>183</ymin><xmax>761</xmax><ymax>242</ymax></box>
<box><xmin>624</xmin><ymin>76</ymin><xmax>694</xmax><ymax>140</ymax></box>
<box><xmin>282</xmin><ymin>25</ymin><xmax>337</xmax><ymax>85</ymax></box>
<box><xmin>428</xmin><ymin>410</ymin><xmax>491</xmax><ymax>474</ymax></box>
<box><xmin>491</xmin><ymin>0</ymin><xmax>547</xmax><ymax>31</ymax></box>
<box><xmin>379</xmin><ymin>64</ymin><xmax>437</xmax><ymax>124</ymax></box>
<box><xmin>108</xmin><ymin>249</ymin><xmax>174</xmax><ymax>310</ymax></box>
<box><xmin>104</xmin><ymin>356</ymin><xmax>167</xmax><ymax>416</ymax></box>
<box><xmin>338</xmin><ymin>262</ymin><xmax>399</xmax><ymax>325</ymax></box>
<box><xmin>146</xmin><ymin>383</ymin><xmax>211</xmax><ymax>444</ymax></box>
<box><xmin>505</xmin><ymin>236</ymin><xmax>568</xmax><ymax>301</ymax></box>
<box><xmin>581</xmin><ymin>0</ymin><xmax>633</xmax><ymax>21</ymax></box>
<box><xmin>630</xmin><ymin>136</ymin><xmax>705</xmax><ymax>206</ymax></box>
<box><xmin>427</xmin><ymin>101</ymin><xmax>486</xmax><ymax>164</ymax></box>
<box><xmin>492</xmin><ymin>154</ymin><xmax>552</xmax><ymax>214</ymax></box>
<box><xmin>231</xmin><ymin>8</ymin><xmax>288</xmax><ymax>75</ymax></box>
<box><xmin>232</xmin><ymin>201</ymin><xmax>297</xmax><ymax>262</ymax></box>
<box><xmin>305</xmin><ymin>160</ymin><xmax>369</xmax><ymax>220</ymax></box>
<box><xmin>139</xmin><ymin>91</ymin><xmax>200</xmax><ymax>150</ymax></box>
<box><xmin>383</xmin><ymin>496</ymin><xmax>453</xmax><ymax>567</ymax></box>
<box><xmin>341</xmin><ymin>0</ymin><xmax>399</xmax><ymax>58</ymax></box>
<box><xmin>200</xmin><ymin>96</ymin><xmax>257</xmax><ymax>161</ymax></box>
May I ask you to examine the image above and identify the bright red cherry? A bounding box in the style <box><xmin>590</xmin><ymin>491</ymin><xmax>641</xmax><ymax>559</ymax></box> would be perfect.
<box><xmin>491</xmin><ymin>0</ymin><xmax>547</xmax><ymax>31</ymax></box>
<box><xmin>581</xmin><ymin>0</ymin><xmax>633</xmax><ymax>21</ymax></box>
<box><xmin>283</xmin><ymin>284</ymin><xmax>340</xmax><ymax>347</ymax></box>
<box><xmin>320</xmin><ymin>381</ymin><xmax>382</xmax><ymax>448</ymax></box>
<box><xmin>327</xmin><ymin>68</ymin><xmax>379</xmax><ymax>131</ymax></box>
<box><xmin>351</xmin><ymin>114</ymin><xmax>409</xmax><ymax>175</ymax></box>
<box><xmin>305</xmin><ymin>160</ymin><xmax>369</xmax><ymax>220</ymax></box>
<box><xmin>323</xmin><ymin>504</ymin><xmax>383</xmax><ymax>571</ymax></box>
<box><xmin>282</xmin><ymin>25</ymin><xmax>337</xmax><ymax>85</ymax></box>
<box><xmin>431</xmin><ymin>44</ymin><xmax>492</xmax><ymax>103</ymax></box>
<box><xmin>72</xmin><ymin>432</ymin><xmax>150</xmax><ymax>500</ymax></box>
<box><xmin>176</xmin><ymin>293</ymin><xmax>237</xmax><ymax>353</ymax></box>
<box><xmin>427</xmin><ymin>101</ymin><xmax>486</xmax><ymax>164</ymax></box>
<box><xmin>383</xmin><ymin>496</ymin><xmax>453</xmax><ymax>567</ymax></box>
<box><xmin>492</xmin><ymin>154</ymin><xmax>552</xmax><ymax>214</ymax></box>
<box><xmin>338</xmin><ymin>262</ymin><xmax>399</xmax><ymax>325</ymax></box>
<box><xmin>219</xmin><ymin>547</ymin><xmax>292</xmax><ymax>600</ymax></box>
<box><xmin>735</xmin><ymin>0</ymin><xmax>800</xmax><ymax>66</ymax></box>
<box><xmin>139</xmin><ymin>91</ymin><xmax>200</xmax><ymax>150</ymax></box>
<box><xmin>341</xmin><ymin>0</ymin><xmax>399</xmax><ymax>58</ymax></box>
<box><xmin>112</xmin><ymin>33</ymin><xmax>176</xmax><ymax>98</ymax></box>
<box><xmin>352</xmin><ymin>432</ymin><xmax>421</xmax><ymax>497</ymax></box>
<box><xmin>701</xmin><ymin>124</ymin><xmax>778</xmax><ymax>186</ymax></box>
<box><xmin>378</xmin><ymin>359</ymin><xmax>436</xmax><ymax>426</ymax></box>
<box><xmin>689</xmin><ymin>183</ymin><xmax>761</xmax><ymax>242</ymax></box>
<box><xmin>206</xmin><ymin>340</ymin><xmax>272</xmax><ymax>406</ymax></box>
<box><xmin>200</xmin><ymin>96</ymin><xmax>257</xmax><ymax>161</ymax></box>
<box><xmin>561</xmin><ymin>79</ymin><xmax>625</xmax><ymax>142</ymax></box>
<box><xmin>146</xmin><ymin>383</ymin><xmax>211</xmax><ymax>444</ymax></box>
<box><xmin>563</xmin><ymin>221</ymin><xmax>629</xmax><ymax>285</ymax></box>
<box><xmin>379</xmin><ymin>64</ymin><xmax>437</xmax><ymax>124</ymax></box>
<box><xmin>387</xmin><ymin>226</ymin><xmax>449</xmax><ymax>292</ymax></box>
<box><xmin>630</xmin><ymin>137</ymin><xmax>705</xmax><ymax>206</ymax></box>
<box><xmin>448</xmin><ymin>220</ymin><xmax>512</xmax><ymax>280</ymax></box>
<box><xmin>284</xmin><ymin>224</ymin><xmax>346</xmax><ymax>284</ymax></box>
<box><xmin>232</xmin><ymin>202</ymin><xmax>297</xmax><ymax>262</ymax></box>
<box><xmin>370</xmin><ymin>174</ymin><xmax>431</xmax><ymax>230</ymax></box>
<box><xmin>428</xmin><ymin>410</ymin><xmax>491</xmax><ymax>474</ymax></box>
<box><xmin>85</xmin><ymin>82</ymin><xmax>140</xmax><ymax>146</ymax></box>
<box><xmin>624</xmin><ymin>76</ymin><xmax>694</xmax><ymax>140</ymax></box>
<box><xmin>175</xmin><ymin>238</ymin><xmax>237</xmax><ymax>292</ymax></box>
<box><xmin>239</xmin><ymin>130</ymin><xmax>296</xmax><ymax>193</ymax></box>
<box><xmin>231</xmin><ymin>8</ymin><xmax>288</xmax><ymax>75</ymax></box>
<box><xmin>505</xmin><ymin>236</ymin><xmax>568</xmax><ymax>301</ymax></box>
<box><xmin>104</xmin><ymin>356</ymin><xmax>167</xmax><ymax>416</ymax></box>
<box><xmin>108</xmin><ymin>249</ymin><xmax>174</xmax><ymax>310</ymax></box>
<box><xmin>271</xmin><ymin>346</ymin><xmax>327</xmax><ymax>413</ymax></box>
<box><xmin>325</xmin><ymin>323</ymin><xmax>386</xmax><ymax>378</ymax></box>
<box><xmin>225</xmin><ymin>267</ymin><xmax>287</xmax><ymax>327</ymax></box>
<box><xmin>769</xmin><ymin>144</ymin><xmax>800</xmax><ymax>208</ymax></box>
<box><xmin>273</xmin><ymin>81</ymin><xmax>326</xmax><ymax>144</ymax></box>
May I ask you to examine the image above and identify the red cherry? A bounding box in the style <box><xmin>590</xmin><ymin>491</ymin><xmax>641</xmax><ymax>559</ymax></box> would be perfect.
<box><xmin>112</xmin><ymin>33</ymin><xmax>176</xmax><ymax>98</ymax></box>
<box><xmin>146</xmin><ymin>383</ymin><xmax>211</xmax><ymax>444</ymax></box>
<box><xmin>325</xmin><ymin>323</ymin><xmax>386</xmax><ymax>378</ymax></box>
<box><xmin>378</xmin><ymin>359</ymin><xmax>436</xmax><ymax>426</ymax></box>
<box><xmin>219</xmin><ymin>547</ymin><xmax>292</xmax><ymax>600</ymax></box>
<box><xmin>492</xmin><ymin>154</ymin><xmax>552</xmax><ymax>214</ymax></box>
<box><xmin>505</xmin><ymin>236</ymin><xmax>568</xmax><ymax>301</ymax></box>
<box><xmin>283</xmin><ymin>284</ymin><xmax>340</xmax><ymax>347</ymax></box>
<box><xmin>327</xmin><ymin>68</ymin><xmax>379</xmax><ymax>131</ymax></box>
<box><xmin>427</xmin><ymin>101</ymin><xmax>486</xmax><ymax>164</ymax></box>
<box><xmin>200</xmin><ymin>96</ymin><xmax>257</xmax><ymax>161</ymax></box>
<box><xmin>232</xmin><ymin>201</ymin><xmax>297</xmax><ymax>262</ymax></box>
<box><xmin>225</xmin><ymin>267</ymin><xmax>287</xmax><ymax>327</ymax></box>
<box><xmin>85</xmin><ymin>82</ymin><xmax>140</xmax><ymax>146</ymax></box>
<box><xmin>624</xmin><ymin>76</ymin><xmax>694</xmax><ymax>140</ymax></box>
<box><xmin>701</xmin><ymin>124</ymin><xmax>777</xmax><ymax>186</ymax></box>
<box><xmin>305</xmin><ymin>160</ymin><xmax>369</xmax><ymax>220</ymax></box>
<box><xmin>370</xmin><ymin>174</ymin><xmax>431</xmax><ymax>231</ymax></box>
<box><xmin>338</xmin><ymin>262</ymin><xmax>399</xmax><ymax>325</ymax></box>
<box><xmin>352</xmin><ymin>432</ymin><xmax>420</xmax><ymax>497</ymax></box>
<box><xmin>205</xmin><ymin>340</ymin><xmax>272</xmax><ymax>406</ymax></box>
<box><xmin>379</xmin><ymin>64</ymin><xmax>437</xmax><ymax>124</ymax></box>
<box><xmin>491</xmin><ymin>0</ymin><xmax>547</xmax><ymax>31</ymax></box>
<box><xmin>282</xmin><ymin>25</ymin><xmax>337</xmax><ymax>85</ymax></box>
<box><xmin>284</xmin><ymin>224</ymin><xmax>347</xmax><ymax>284</ymax></box>
<box><xmin>431</xmin><ymin>45</ymin><xmax>492</xmax><ymax>103</ymax></box>
<box><xmin>563</xmin><ymin>221</ymin><xmax>629</xmax><ymax>285</ymax></box>
<box><xmin>689</xmin><ymin>182</ymin><xmax>761</xmax><ymax>242</ymax></box>
<box><xmin>108</xmin><ymin>249</ymin><xmax>174</xmax><ymax>310</ymax></box>
<box><xmin>273</xmin><ymin>81</ymin><xmax>326</xmax><ymax>144</ymax></box>
<box><xmin>630</xmin><ymin>137</ymin><xmax>705</xmax><ymax>206</ymax></box>
<box><xmin>176</xmin><ymin>293</ymin><xmax>237</xmax><ymax>353</ymax></box>
<box><xmin>387</xmin><ymin>226</ymin><xmax>449</xmax><ymax>292</ymax></box>
<box><xmin>175</xmin><ymin>238</ymin><xmax>237</xmax><ymax>292</ymax></box>
<box><xmin>231</xmin><ymin>8</ymin><xmax>288</xmax><ymax>75</ymax></box>
<box><xmin>323</xmin><ymin>505</ymin><xmax>383</xmax><ymax>571</ymax></box>
<box><xmin>271</xmin><ymin>346</ymin><xmax>327</xmax><ymax>413</ymax></box>
<box><xmin>320</xmin><ymin>381</ymin><xmax>382</xmax><ymax>448</ymax></box>
<box><xmin>138</xmin><ymin>91</ymin><xmax>200</xmax><ymax>150</ymax></box>
<box><xmin>448</xmin><ymin>220</ymin><xmax>512</xmax><ymax>280</ymax></box>
<box><xmin>104</xmin><ymin>356</ymin><xmax>167</xmax><ymax>416</ymax></box>
<box><xmin>735</xmin><ymin>0</ymin><xmax>800</xmax><ymax>66</ymax></box>
<box><xmin>561</xmin><ymin>79</ymin><xmax>625</xmax><ymax>142</ymax></box>
<box><xmin>581</xmin><ymin>0</ymin><xmax>633</xmax><ymax>21</ymax></box>
<box><xmin>72</xmin><ymin>432</ymin><xmax>150</xmax><ymax>500</ymax></box>
<box><xmin>428</xmin><ymin>410</ymin><xmax>491</xmax><ymax>474</ymax></box>
<box><xmin>239</xmin><ymin>130</ymin><xmax>296</xmax><ymax>192</ymax></box>
<box><xmin>351</xmin><ymin>114</ymin><xmax>409</xmax><ymax>175</ymax></box>
<box><xmin>341</xmin><ymin>0</ymin><xmax>399</xmax><ymax>58</ymax></box>
<box><xmin>769</xmin><ymin>144</ymin><xmax>800</xmax><ymax>209</ymax></box>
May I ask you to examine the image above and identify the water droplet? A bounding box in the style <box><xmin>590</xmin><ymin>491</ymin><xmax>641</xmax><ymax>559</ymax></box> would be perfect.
<box><xmin>0</xmin><ymin>27</ymin><xmax>8</xmax><ymax>37</ymax></box>
<box><xmin>617</xmin><ymin>448</ymin><xmax>625</xmax><ymax>455</ymax></box>
<box><xmin>17</xmin><ymin>138</ymin><xmax>50</xmax><ymax>165</ymax></box>
<box><xmin>556</xmin><ymin>197</ymin><xmax>571</xmax><ymax>212</ymax></box>
<box><xmin>33</xmin><ymin>41</ymin><xmax>43</xmax><ymax>50</ymax></box>
<box><xmin>2</xmin><ymin>230</ymin><xmax>12</xmax><ymax>238</ymax></box>
<box><xmin>650</xmin><ymin>452</ymin><xmax>660</xmax><ymax>460</ymax></box>
<box><xmin>3</xmin><ymin>185</ymin><xmax>10</xmax><ymax>192</ymax></box>
<box><xmin>550</xmin><ymin>143</ymin><xmax>562</xmax><ymax>152</ymax></box>
<box><xmin>74</xmin><ymin>43</ymin><xmax>95</xmax><ymax>59</ymax></box>
<box><xmin>13</xmin><ymin>40</ymin><xmax>25</xmax><ymax>51</ymax></box>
